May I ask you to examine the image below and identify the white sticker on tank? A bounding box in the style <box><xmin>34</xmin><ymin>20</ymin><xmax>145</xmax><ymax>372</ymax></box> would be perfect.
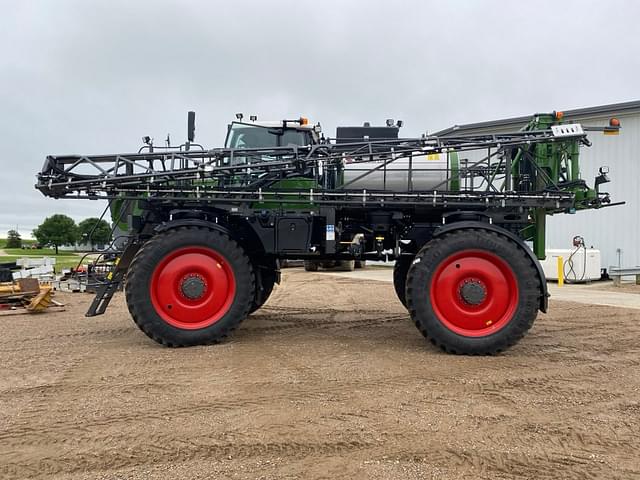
<box><xmin>326</xmin><ymin>224</ymin><xmax>335</xmax><ymax>241</ymax></box>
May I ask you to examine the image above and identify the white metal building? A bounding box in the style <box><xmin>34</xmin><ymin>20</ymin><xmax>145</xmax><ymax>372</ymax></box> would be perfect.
<box><xmin>436</xmin><ymin>100</ymin><xmax>640</xmax><ymax>270</ymax></box>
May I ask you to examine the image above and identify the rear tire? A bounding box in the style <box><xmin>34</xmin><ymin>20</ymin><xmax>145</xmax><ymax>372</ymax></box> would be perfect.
<box><xmin>406</xmin><ymin>229</ymin><xmax>540</xmax><ymax>354</ymax></box>
<box><xmin>125</xmin><ymin>227</ymin><xmax>254</xmax><ymax>347</ymax></box>
<box><xmin>340</xmin><ymin>260</ymin><xmax>356</xmax><ymax>271</ymax></box>
<box><xmin>249</xmin><ymin>267</ymin><xmax>276</xmax><ymax>314</ymax></box>
<box><xmin>393</xmin><ymin>255</ymin><xmax>414</xmax><ymax>308</ymax></box>
<box><xmin>304</xmin><ymin>261</ymin><xmax>319</xmax><ymax>272</ymax></box>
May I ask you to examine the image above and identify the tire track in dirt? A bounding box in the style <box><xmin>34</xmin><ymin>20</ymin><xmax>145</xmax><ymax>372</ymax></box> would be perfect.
<box><xmin>0</xmin><ymin>379</ymin><xmax>413</xmax><ymax>446</ymax></box>
<box><xmin>243</xmin><ymin>314</ymin><xmax>407</xmax><ymax>334</ymax></box>
<box><xmin>258</xmin><ymin>304</ymin><xmax>398</xmax><ymax>315</ymax></box>
<box><xmin>0</xmin><ymin>367</ymin><xmax>442</xmax><ymax>447</ymax></box>
<box><xmin>0</xmin><ymin>359</ymin><xmax>624</xmax><ymax>449</ymax></box>
<box><xmin>6</xmin><ymin>356</ymin><xmax>616</xmax><ymax>450</ymax></box>
<box><xmin>515</xmin><ymin>422</ymin><xmax>639</xmax><ymax>454</ymax></box>
<box><xmin>0</xmin><ymin>437</ymin><xmax>375</xmax><ymax>479</ymax></box>
<box><xmin>0</xmin><ymin>380</ymin><xmax>169</xmax><ymax>400</ymax></box>
<box><xmin>392</xmin><ymin>447</ymin><xmax>608</xmax><ymax>480</ymax></box>
<box><xmin>0</xmin><ymin>327</ymin><xmax>137</xmax><ymax>349</ymax></box>
<box><xmin>474</xmin><ymin>363</ymin><xmax>621</xmax><ymax>399</ymax></box>
<box><xmin>7</xmin><ymin>422</ymin><xmax>624</xmax><ymax>480</ymax></box>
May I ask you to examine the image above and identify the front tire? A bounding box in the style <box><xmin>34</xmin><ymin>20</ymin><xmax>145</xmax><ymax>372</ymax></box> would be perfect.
<box><xmin>406</xmin><ymin>229</ymin><xmax>540</xmax><ymax>354</ymax></box>
<box><xmin>125</xmin><ymin>227</ymin><xmax>254</xmax><ymax>347</ymax></box>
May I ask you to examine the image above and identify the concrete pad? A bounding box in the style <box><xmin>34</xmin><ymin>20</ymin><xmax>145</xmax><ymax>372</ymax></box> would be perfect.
<box><xmin>547</xmin><ymin>283</ymin><xmax>640</xmax><ymax>309</ymax></box>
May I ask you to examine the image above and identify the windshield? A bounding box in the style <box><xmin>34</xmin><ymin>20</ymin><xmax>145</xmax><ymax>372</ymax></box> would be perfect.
<box><xmin>225</xmin><ymin>123</ymin><xmax>310</xmax><ymax>149</ymax></box>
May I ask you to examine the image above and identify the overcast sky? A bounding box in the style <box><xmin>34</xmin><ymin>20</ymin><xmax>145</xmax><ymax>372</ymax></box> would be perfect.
<box><xmin>1</xmin><ymin>0</ymin><xmax>639</xmax><ymax>237</ymax></box>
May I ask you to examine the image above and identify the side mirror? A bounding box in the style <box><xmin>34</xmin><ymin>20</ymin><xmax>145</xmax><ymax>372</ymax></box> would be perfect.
<box><xmin>187</xmin><ymin>111</ymin><xmax>196</xmax><ymax>142</ymax></box>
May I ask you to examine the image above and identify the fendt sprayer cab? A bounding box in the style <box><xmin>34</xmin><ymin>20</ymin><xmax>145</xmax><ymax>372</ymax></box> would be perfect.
<box><xmin>109</xmin><ymin>115</ymin><xmax>319</xmax><ymax>243</ymax></box>
<box><xmin>36</xmin><ymin>111</ymin><xmax>622</xmax><ymax>354</ymax></box>
<box><xmin>225</xmin><ymin>115</ymin><xmax>320</xmax><ymax>150</ymax></box>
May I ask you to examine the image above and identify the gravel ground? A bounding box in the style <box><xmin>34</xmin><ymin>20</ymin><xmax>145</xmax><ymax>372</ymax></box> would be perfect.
<box><xmin>1</xmin><ymin>269</ymin><xmax>639</xmax><ymax>479</ymax></box>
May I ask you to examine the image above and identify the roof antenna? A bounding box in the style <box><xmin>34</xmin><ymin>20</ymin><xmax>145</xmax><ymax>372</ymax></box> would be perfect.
<box><xmin>187</xmin><ymin>111</ymin><xmax>196</xmax><ymax>151</ymax></box>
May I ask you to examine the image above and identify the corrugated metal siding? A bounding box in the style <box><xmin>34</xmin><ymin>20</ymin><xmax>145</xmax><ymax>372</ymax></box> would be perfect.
<box><xmin>546</xmin><ymin>113</ymin><xmax>639</xmax><ymax>269</ymax></box>
<box><xmin>440</xmin><ymin>111</ymin><xmax>639</xmax><ymax>269</ymax></box>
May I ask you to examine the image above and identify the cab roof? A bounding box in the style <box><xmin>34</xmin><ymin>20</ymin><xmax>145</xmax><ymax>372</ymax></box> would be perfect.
<box><xmin>231</xmin><ymin>120</ymin><xmax>317</xmax><ymax>131</ymax></box>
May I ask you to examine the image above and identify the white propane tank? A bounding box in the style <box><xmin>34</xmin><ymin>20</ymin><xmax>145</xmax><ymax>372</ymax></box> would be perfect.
<box><xmin>540</xmin><ymin>248</ymin><xmax>602</xmax><ymax>282</ymax></box>
<box><xmin>342</xmin><ymin>152</ymin><xmax>454</xmax><ymax>191</ymax></box>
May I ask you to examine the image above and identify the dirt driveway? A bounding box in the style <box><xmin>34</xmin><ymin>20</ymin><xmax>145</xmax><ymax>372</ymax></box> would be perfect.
<box><xmin>1</xmin><ymin>269</ymin><xmax>639</xmax><ymax>479</ymax></box>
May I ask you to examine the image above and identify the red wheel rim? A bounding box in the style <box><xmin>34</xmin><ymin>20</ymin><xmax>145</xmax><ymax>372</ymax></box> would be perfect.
<box><xmin>150</xmin><ymin>247</ymin><xmax>236</xmax><ymax>330</ymax></box>
<box><xmin>429</xmin><ymin>250</ymin><xmax>518</xmax><ymax>337</ymax></box>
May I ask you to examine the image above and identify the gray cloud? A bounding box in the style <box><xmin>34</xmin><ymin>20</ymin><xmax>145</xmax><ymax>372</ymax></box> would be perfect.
<box><xmin>1</xmin><ymin>0</ymin><xmax>639</xmax><ymax>236</ymax></box>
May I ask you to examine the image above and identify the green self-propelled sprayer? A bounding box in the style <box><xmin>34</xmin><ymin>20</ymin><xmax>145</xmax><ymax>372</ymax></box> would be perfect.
<box><xmin>35</xmin><ymin>111</ymin><xmax>622</xmax><ymax>354</ymax></box>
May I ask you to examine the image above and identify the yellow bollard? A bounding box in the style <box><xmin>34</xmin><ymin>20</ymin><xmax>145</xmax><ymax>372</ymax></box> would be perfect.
<box><xmin>557</xmin><ymin>256</ymin><xmax>564</xmax><ymax>287</ymax></box>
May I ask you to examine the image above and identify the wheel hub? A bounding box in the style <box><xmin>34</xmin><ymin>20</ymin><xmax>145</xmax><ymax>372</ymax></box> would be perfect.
<box><xmin>459</xmin><ymin>279</ymin><xmax>487</xmax><ymax>306</ymax></box>
<box><xmin>180</xmin><ymin>274</ymin><xmax>207</xmax><ymax>300</ymax></box>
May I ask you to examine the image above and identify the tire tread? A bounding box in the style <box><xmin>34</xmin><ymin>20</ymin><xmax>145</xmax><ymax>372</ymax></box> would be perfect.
<box><xmin>125</xmin><ymin>226</ymin><xmax>254</xmax><ymax>347</ymax></box>
<box><xmin>406</xmin><ymin>229</ymin><xmax>541</xmax><ymax>355</ymax></box>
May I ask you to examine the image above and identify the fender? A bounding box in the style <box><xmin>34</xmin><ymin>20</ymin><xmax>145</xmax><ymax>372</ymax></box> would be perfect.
<box><xmin>154</xmin><ymin>218</ymin><xmax>232</xmax><ymax>236</ymax></box>
<box><xmin>153</xmin><ymin>218</ymin><xmax>280</xmax><ymax>295</ymax></box>
<box><xmin>433</xmin><ymin>221</ymin><xmax>549</xmax><ymax>312</ymax></box>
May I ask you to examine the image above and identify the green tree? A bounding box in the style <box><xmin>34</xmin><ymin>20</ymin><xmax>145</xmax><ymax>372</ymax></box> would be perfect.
<box><xmin>78</xmin><ymin>218</ymin><xmax>112</xmax><ymax>248</ymax></box>
<box><xmin>6</xmin><ymin>229</ymin><xmax>22</xmax><ymax>249</ymax></box>
<box><xmin>32</xmin><ymin>214</ymin><xmax>78</xmax><ymax>254</ymax></box>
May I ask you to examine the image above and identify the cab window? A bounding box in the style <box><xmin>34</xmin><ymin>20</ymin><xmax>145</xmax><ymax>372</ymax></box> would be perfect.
<box><xmin>281</xmin><ymin>130</ymin><xmax>308</xmax><ymax>147</ymax></box>
<box><xmin>226</xmin><ymin>123</ymin><xmax>310</xmax><ymax>149</ymax></box>
<box><xmin>226</xmin><ymin>124</ymin><xmax>278</xmax><ymax>149</ymax></box>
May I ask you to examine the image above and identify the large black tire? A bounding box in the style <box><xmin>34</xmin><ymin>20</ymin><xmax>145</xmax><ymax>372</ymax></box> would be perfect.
<box><xmin>406</xmin><ymin>229</ymin><xmax>541</xmax><ymax>355</ymax></box>
<box><xmin>340</xmin><ymin>260</ymin><xmax>356</xmax><ymax>271</ymax></box>
<box><xmin>125</xmin><ymin>227</ymin><xmax>254</xmax><ymax>347</ymax></box>
<box><xmin>393</xmin><ymin>255</ymin><xmax>414</xmax><ymax>308</ymax></box>
<box><xmin>249</xmin><ymin>267</ymin><xmax>276</xmax><ymax>314</ymax></box>
<box><xmin>304</xmin><ymin>261</ymin><xmax>319</xmax><ymax>272</ymax></box>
